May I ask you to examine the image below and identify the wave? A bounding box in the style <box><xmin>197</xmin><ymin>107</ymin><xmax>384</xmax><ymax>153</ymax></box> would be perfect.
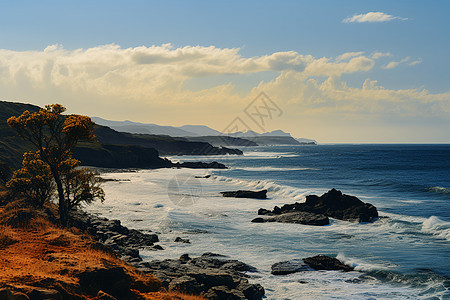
<box><xmin>428</xmin><ymin>186</ymin><xmax>450</xmax><ymax>194</ymax></box>
<box><xmin>242</xmin><ymin>151</ymin><xmax>300</xmax><ymax>159</ymax></box>
<box><xmin>211</xmin><ymin>173</ymin><xmax>309</xmax><ymax>202</ymax></box>
<box><xmin>232</xmin><ymin>166</ymin><xmax>321</xmax><ymax>172</ymax></box>
<box><xmin>421</xmin><ymin>216</ymin><xmax>450</xmax><ymax>241</ymax></box>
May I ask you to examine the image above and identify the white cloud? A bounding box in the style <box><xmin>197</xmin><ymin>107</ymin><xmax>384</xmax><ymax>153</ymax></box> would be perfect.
<box><xmin>0</xmin><ymin>44</ymin><xmax>447</xmax><ymax>142</ymax></box>
<box><xmin>383</xmin><ymin>56</ymin><xmax>421</xmax><ymax>69</ymax></box>
<box><xmin>343</xmin><ymin>12</ymin><xmax>408</xmax><ymax>23</ymax></box>
<box><xmin>372</xmin><ymin>52</ymin><xmax>392</xmax><ymax>59</ymax></box>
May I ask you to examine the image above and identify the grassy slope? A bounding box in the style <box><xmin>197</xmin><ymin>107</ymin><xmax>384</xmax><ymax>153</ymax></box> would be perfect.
<box><xmin>0</xmin><ymin>196</ymin><xmax>203</xmax><ymax>299</ymax></box>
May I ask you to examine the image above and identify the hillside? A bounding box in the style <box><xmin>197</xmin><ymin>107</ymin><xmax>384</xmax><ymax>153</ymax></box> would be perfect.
<box><xmin>0</xmin><ymin>100</ymin><xmax>241</xmax><ymax>170</ymax></box>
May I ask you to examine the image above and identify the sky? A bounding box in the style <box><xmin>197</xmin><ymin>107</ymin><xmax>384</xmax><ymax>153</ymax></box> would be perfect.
<box><xmin>0</xmin><ymin>0</ymin><xmax>449</xmax><ymax>143</ymax></box>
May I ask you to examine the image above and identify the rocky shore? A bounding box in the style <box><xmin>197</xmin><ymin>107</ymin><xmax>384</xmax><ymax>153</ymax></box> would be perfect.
<box><xmin>71</xmin><ymin>210</ymin><xmax>265</xmax><ymax>300</ymax></box>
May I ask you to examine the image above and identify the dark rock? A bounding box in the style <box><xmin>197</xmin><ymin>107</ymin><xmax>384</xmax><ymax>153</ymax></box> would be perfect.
<box><xmin>302</xmin><ymin>189</ymin><xmax>378</xmax><ymax>222</ymax></box>
<box><xmin>257</xmin><ymin>208</ymin><xmax>271</xmax><ymax>215</ymax></box>
<box><xmin>174</xmin><ymin>237</ymin><xmax>190</xmax><ymax>243</ymax></box>
<box><xmin>27</xmin><ymin>288</ymin><xmax>61</xmax><ymax>300</ymax></box>
<box><xmin>221</xmin><ymin>190</ymin><xmax>267</xmax><ymax>199</ymax></box>
<box><xmin>250</xmin><ymin>217</ymin><xmax>265</xmax><ymax>223</ymax></box>
<box><xmin>237</xmin><ymin>282</ymin><xmax>265</xmax><ymax>300</ymax></box>
<box><xmin>177</xmin><ymin>161</ymin><xmax>227</xmax><ymax>169</ymax></box>
<box><xmin>151</xmin><ymin>245</ymin><xmax>164</xmax><ymax>250</ymax></box>
<box><xmin>203</xmin><ymin>285</ymin><xmax>245</xmax><ymax>300</ymax></box>
<box><xmin>143</xmin><ymin>253</ymin><xmax>264</xmax><ymax>299</ymax></box>
<box><xmin>168</xmin><ymin>275</ymin><xmax>203</xmax><ymax>294</ymax></box>
<box><xmin>253</xmin><ymin>211</ymin><xmax>329</xmax><ymax>226</ymax></box>
<box><xmin>271</xmin><ymin>259</ymin><xmax>312</xmax><ymax>275</ymax></box>
<box><xmin>96</xmin><ymin>290</ymin><xmax>118</xmax><ymax>300</ymax></box>
<box><xmin>195</xmin><ymin>174</ymin><xmax>211</xmax><ymax>178</ymax></box>
<box><xmin>180</xmin><ymin>254</ymin><xmax>191</xmax><ymax>262</ymax></box>
<box><xmin>77</xmin><ymin>267</ymin><xmax>132</xmax><ymax>298</ymax></box>
<box><xmin>303</xmin><ymin>255</ymin><xmax>353</xmax><ymax>272</ymax></box>
<box><xmin>0</xmin><ymin>289</ymin><xmax>15</xmax><ymax>300</ymax></box>
<box><xmin>258</xmin><ymin>188</ymin><xmax>378</xmax><ymax>223</ymax></box>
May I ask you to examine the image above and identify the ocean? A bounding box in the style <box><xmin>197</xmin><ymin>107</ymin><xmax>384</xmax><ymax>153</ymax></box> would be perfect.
<box><xmin>86</xmin><ymin>144</ymin><xmax>450</xmax><ymax>299</ymax></box>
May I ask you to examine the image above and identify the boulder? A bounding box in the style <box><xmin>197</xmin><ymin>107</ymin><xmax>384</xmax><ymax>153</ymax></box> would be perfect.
<box><xmin>303</xmin><ymin>255</ymin><xmax>353</xmax><ymax>272</ymax></box>
<box><xmin>140</xmin><ymin>253</ymin><xmax>264</xmax><ymax>299</ymax></box>
<box><xmin>271</xmin><ymin>259</ymin><xmax>312</xmax><ymax>275</ymax></box>
<box><xmin>271</xmin><ymin>255</ymin><xmax>353</xmax><ymax>276</ymax></box>
<box><xmin>257</xmin><ymin>189</ymin><xmax>378</xmax><ymax>223</ymax></box>
<box><xmin>221</xmin><ymin>190</ymin><xmax>267</xmax><ymax>199</ymax></box>
<box><xmin>168</xmin><ymin>275</ymin><xmax>204</xmax><ymax>294</ymax></box>
<box><xmin>174</xmin><ymin>237</ymin><xmax>190</xmax><ymax>243</ymax></box>
<box><xmin>252</xmin><ymin>211</ymin><xmax>329</xmax><ymax>226</ymax></box>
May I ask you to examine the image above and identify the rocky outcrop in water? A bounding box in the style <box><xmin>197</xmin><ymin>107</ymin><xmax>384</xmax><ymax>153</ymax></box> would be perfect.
<box><xmin>271</xmin><ymin>255</ymin><xmax>353</xmax><ymax>275</ymax></box>
<box><xmin>251</xmin><ymin>211</ymin><xmax>329</xmax><ymax>226</ymax></box>
<box><xmin>135</xmin><ymin>253</ymin><xmax>265</xmax><ymax>300</ymax></box>
<box><xmin>221</xmin><ymin>190</ymin><xmax>267</xmax><ymax>199</ymax></box>
<box><xmin>258</xmin><ymin>189</ymin><xmax>378</xmax><ymax>223</ymax></box>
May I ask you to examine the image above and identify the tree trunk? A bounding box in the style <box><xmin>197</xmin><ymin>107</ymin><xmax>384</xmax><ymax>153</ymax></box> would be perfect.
<box><xmin>52</xmin><ymin>168</ymin><xmax>68</xmax><ymax>226</ymax></box>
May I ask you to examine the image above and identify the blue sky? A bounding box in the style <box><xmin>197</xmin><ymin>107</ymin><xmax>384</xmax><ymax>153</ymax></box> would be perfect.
<box><xmin>0</xmin><ymin>0</ymin><xmax>449</xmax><ymax>142</ymax></box>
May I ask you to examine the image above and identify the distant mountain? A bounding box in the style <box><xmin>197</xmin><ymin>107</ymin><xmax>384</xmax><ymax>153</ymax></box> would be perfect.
<box><xmin>178</xmin><ymin>125</ymin><xmax>222</xmax><ymax>136</ymax></box>
<box><xmin>91</xmin><ymin>117</ymin><xmax>196</xmax><ymax>137</ymax></box>
<box><xmin>92</xmin><ymin>117</ymin><xmax>222</xmax><ymax>137</ymax></box>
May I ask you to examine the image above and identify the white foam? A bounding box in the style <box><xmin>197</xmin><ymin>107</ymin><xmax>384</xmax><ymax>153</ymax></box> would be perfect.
<box><xmin>428</xmin><ymin>186</ymin><xmax>450</xmax><ymax>194</ymax></box>
<box><xmin>212</xmin><ymin>173</ymin><xmax>309</xmax><ymax>202</ymax></box>
<box><xmin>233</xmin><ymin>166</ymin><xmax>321</xmax><ymax>172</ymax></box>
<box><xmin>422</xmin><ymin>216</ymin><xmax>450</xmax><ymax>241</ymax></box>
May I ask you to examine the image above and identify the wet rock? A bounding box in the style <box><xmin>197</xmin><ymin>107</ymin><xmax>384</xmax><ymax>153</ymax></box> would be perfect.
<box><xmin>174</xmin><ymin>237</ymin><xmax>190</xmax><ymax>243</ymax></box>
<box><xmin>303</xmin><ymin>255</ymin><xmax>353</xmax><ymax>272</ymax></box>
<box><xmin>142</xmin><ymin>253</ymin><xmax>264</xmax><ymax>299</ymax></box>
<box><xmin>257</xmin><ymin>188</ymin><xmax>378</xmax><ymax>223</ymax></box>
<box><xmin>221</xmin><ymin>190</ymin><xmax>267</xmax><ymax>199</ymax></box>
<box><xmin>271</xmin><ymin>259</ymin><xmax>312</xmax><ymax>275</ymax></box>
<box><xmin>271</xmin><ymin>255</ymin><xmax>353</xmax><ymax>276</ymax></box>
<box><xmin>252</xmin><ymin>211</ymin><xmax>329</xmax><ymax>226</ymax></box>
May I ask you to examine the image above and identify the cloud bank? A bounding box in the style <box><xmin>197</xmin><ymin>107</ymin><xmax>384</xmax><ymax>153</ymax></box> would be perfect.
<box><xmin>343</xmin><ymin>12</ymin><xmax>407</xmax><ymax>23</ymax></box>
<box><xmin>0</xmin><ymin>44</ymin><xmax>448</xmax><ymax>142</ymax></box>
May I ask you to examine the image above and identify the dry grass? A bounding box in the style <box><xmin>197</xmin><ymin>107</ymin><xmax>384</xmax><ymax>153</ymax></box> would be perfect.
<box><xmin>0</xmin><ymin>200</ymin><xmax>204</xmax><ymax>299</ymax></box>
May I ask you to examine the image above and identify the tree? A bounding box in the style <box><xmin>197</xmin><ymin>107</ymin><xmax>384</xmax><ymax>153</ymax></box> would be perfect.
<box><xmin>7</xmin><ymin>104</ymin><xmax>96</xmax><ymax>225</ymax></box>
<box><xmin>60</xmin><ymin>158</ymin><xmax>105</xmax><ymax>211</ymax></box>
<box><xmin>6</xmin><ymin>152</ymin><xmax>55</xmax><ymax>207</ymax></box>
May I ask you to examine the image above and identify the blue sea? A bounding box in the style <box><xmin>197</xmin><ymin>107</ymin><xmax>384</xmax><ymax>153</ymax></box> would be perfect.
<box><xmin>87</xmin><ymin>144</ymin><xmax>450</xmax><ymax>299</ymax></box>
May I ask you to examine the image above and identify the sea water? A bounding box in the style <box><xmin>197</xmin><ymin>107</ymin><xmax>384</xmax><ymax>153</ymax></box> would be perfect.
<box><xmin>85</xmin><ymin>144</ymin><xmax>450</xmax><ymax>299</ymax></box>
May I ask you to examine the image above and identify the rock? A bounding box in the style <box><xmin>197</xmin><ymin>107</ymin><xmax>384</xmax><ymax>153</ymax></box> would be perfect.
<box><xmin>237</xmin><ymin>282</ymin><xmax>265</xmax><ymax>300</ymax></box>
<box><xmin>96</xmin><ymin>290</ymin><xmax>118</xmax><ymax>300</ymax></box>
<box><xmin>27</xmin><ymin>288</ymin><xmax>61</xmax><ymax>300</ymax></box>
<box><xmin>303</xmin><ymin>255</ymin><xmax>353</xmax><ymax>272</ymax></box>
<box><xmin>177</xmin><ymin>161</ymin><xmax>227</xmax><ymax>169</ymax></box>
<box><xmin>168</xmin><ymin>275</ymin><xmax>203</xmax><ymax>294</ymax></box>
<box><xmin>77</xmin><ymin>266</ymin><xmax>132</xmax><ymax>298</ymax></box>
<box><xmin>271</xmin><ymin>259</ymin><xmax>312</xmax><ymax>275</ymax></box>
<box><xmin>142</xmin><ymin>253</ymin><xmax>264</xmax><ymax>299</ymax></box>
<box><xmin>250</xmin><ymin>217</ymin><xmax>265</xmax><ymax>223</ymax></box>
<box><xmin>0</xmin><ymin>289</ymin><xmax>16</xmax><ymax>300</ymax></box>
<box><xmin>221</xmin><ymin>190</ymin><xmax>267</xmax><ymax>199</ymax></box>
<box><xmin>195</xmin><ymin>174</ymin><xmax>211</xmax><ymax>178</ymax></box>
<box><xmin>174</xmin><ymin>237</ymin><xmax>190</xmax><ymax>243</ymax></box>
<box><xmin>180</xmin><ymin>254</ymin><xmax>191</xmax><ymax>262</ymax></box>
<box><xmin>203</xmin><ymin>286</ymin><xmax>245</xmax><ymax>300</ymax></box>
<box><xmin>258</xmin><ymin>188</ymin><xmax>378</xmax><ymax>223</ymax></box>
<box><xmin>252</xmin><ymin>211</ymin><xmax>329</xmax><ymax>226</ymax></box>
